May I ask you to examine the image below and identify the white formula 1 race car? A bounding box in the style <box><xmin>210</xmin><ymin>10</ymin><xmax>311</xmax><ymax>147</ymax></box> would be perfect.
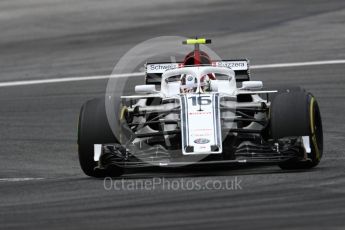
<box><xmin>78</xmin><ymin>38</ymin><xmax>323</xmax><ymax>177</ymax></box>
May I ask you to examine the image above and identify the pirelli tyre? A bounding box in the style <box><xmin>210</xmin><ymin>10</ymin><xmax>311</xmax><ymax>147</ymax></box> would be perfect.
<box><xmin>78</xmin><ymin>97</ymin><xmax>123</xmax><ymax>177</ymax></box>
<box><xmin>270</xmin><ymin>91</ymin><xmax>323</xmax><ymax>169</ymax></box>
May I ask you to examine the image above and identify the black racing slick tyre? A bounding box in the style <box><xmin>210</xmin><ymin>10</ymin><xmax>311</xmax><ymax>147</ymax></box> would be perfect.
<box><xmin>78</xmin><ymin>97</ymin><xmax>122</xmax><ymax>177</ymax></box>
<box><xmin>270</xmin><ymin>92</ymin><xmax>323</xmax><ymax>169</ymax></box>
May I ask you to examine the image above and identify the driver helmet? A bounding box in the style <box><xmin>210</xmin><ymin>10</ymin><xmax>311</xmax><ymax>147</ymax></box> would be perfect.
<box><xmin>200</xmin><ymin>75</ymin><xmax>212</xmax><ymax>92</ymax></box>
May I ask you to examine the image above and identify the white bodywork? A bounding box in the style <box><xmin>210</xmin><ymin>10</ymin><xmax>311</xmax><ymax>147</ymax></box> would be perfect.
<box><xmin>120</xmin><ymin>66</ymin><xmax>277</xmax><ymax>155</ymax></box>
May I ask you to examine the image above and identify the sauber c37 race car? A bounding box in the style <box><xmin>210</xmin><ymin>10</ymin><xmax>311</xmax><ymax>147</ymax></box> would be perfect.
<box><xmin>78</xmin><ymin>38</ymin><xmax>323</xmax><ymax>177</ymax></box>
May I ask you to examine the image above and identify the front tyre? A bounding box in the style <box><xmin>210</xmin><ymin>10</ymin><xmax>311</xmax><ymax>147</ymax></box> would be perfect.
<box><xmin>270</xmin><ymin>92</ymin><xmax>323</xmax><ymax>169</ymax></box>
<box><xmin>78</xmin><ymin>97</ymin><xmax>123</xmax><ymax>177</ymax></box>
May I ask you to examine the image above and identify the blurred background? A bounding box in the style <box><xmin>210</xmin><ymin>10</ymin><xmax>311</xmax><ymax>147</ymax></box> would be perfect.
<box><xmin>0</xmin><ymin>1</ymin><xmax>344</xmax><ymax>229</ymax></box>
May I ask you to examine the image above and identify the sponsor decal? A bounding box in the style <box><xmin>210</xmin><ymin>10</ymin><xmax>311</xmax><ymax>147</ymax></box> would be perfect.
<box><xmin>189</xmin><ymin>111</ymin><xmax>211</xmax><ymax>115</ymax></box>
<box><xmin>147</xmin><ymin>63</ymin><xmax>179</xmax><ymax>73</ymax></box>
<box><xmin>212</xmin><ymin>61</ymin><xmax>248</xmax><ymax>70</ymax></box>
<box><xmin>194</xmin><ymin>138</ymin><xmax>210</xmax><ymax>144</ymax></box>
<box><xmin>187</xmin><ymin>76</ymin><xmax>194</xmax><ymax>81</ymax></box>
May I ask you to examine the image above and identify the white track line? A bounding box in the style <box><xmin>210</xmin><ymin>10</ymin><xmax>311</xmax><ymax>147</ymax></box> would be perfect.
<box><xmin>251</xmin><ymin>59</ymin><xmax>345</xmax><ymax>69</ymax></box>
<box><xmin>0</xmin><ymin>72</ymin><xmax>143</xmax><ymax>87</ymax></box>
<box><xmin>0</xmin><ymin>59</ymin><xmax>344</xmax><ymax>88</ymax></box>
<box><xmin>0</xmin><ymin>178</ymin><xmax>44</xmax><ymax>182</ymax></box>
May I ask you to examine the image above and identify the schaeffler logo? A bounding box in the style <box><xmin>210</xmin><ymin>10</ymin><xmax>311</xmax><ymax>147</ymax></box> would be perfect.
<box><xmin>105</xmin><ymin>36</ymin><xmax>235</xmax><ymax>167</ymax></box>
<box><xmin>147</xmin><ymin>63</ymin><xmax>179</xmax><ymax>72</ymax></box>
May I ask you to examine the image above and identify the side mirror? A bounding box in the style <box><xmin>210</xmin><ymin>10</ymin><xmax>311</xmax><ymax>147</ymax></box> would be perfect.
<box><xmin>241</xmin><ymin>81</ymin><xmax>263</xmax><ymax>90</ymax></box>
<box><xmin>135</xmin><ymin>85</ymin><xmax>157</xmax><ymax>94</ymax></box>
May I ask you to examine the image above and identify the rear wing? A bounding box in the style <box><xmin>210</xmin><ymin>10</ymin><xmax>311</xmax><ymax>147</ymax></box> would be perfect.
<box><xmin>145</xmin><ymin>59</ymin><xmax>250</xmax><ymax>85</ymax></box>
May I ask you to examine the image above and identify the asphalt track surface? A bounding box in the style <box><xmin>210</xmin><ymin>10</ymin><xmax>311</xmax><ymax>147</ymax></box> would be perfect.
<box><xmin>1</xmin><ymin>0</ymin><xmax>345</xmax><ymax>229</ymax></box>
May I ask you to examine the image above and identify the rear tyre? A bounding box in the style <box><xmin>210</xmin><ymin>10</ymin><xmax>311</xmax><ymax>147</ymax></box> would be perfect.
<box><xmin>78</xmin><ymin>97</ymin><xmax>123</xmax><ymax>177</ymax></box>
<box><xmin>270</xmin><ymin>92</ymin><xmax>323</xmax><ymax>169</ymax></box>
<box><xmin>268</xmin><ymin>85</ymin><xmax>305</xmax><ymax>102</ymax></box>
